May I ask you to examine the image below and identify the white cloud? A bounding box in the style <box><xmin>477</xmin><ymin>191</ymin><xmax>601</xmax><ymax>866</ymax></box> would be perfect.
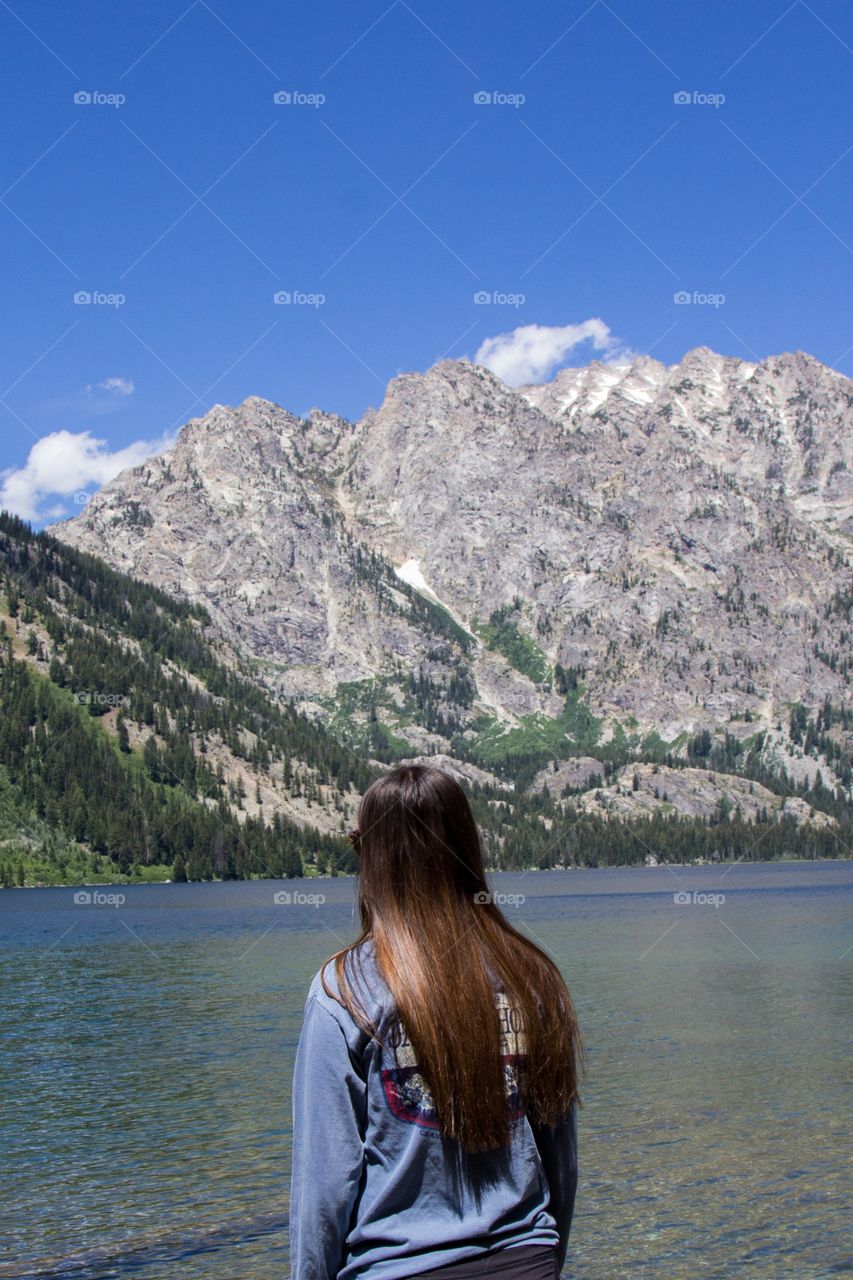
<box><xmin>0</xmin><ymin>427</ymin><xmax>176</xmax><ymax>523</ymax></box>
<box><xmin>474</xmin><ymin>319</ymin><xmax>635</xmax><ymax>387</ymax></box>
<box><xmin>97</xmin><ymin>376</ymin><xmax>135</xmax><ymax>396</ymax></box>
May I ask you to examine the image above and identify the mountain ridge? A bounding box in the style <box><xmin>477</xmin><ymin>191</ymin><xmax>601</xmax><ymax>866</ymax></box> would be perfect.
<box><xmin>45</xmin><ymin>345</ymin><xmax>853</xmax><ymax>808</ymax></box>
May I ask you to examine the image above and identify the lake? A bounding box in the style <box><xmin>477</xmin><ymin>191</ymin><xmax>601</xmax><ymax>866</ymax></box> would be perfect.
<box><xmin>1</xmin><ymin>861</ymin><xmax>851</xmax><ymax>1279</ymax></box>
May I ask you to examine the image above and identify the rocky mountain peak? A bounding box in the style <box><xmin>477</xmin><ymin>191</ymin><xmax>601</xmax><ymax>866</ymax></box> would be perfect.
<box><xmin>46</xmin><ymin>346</ymin><xmax>853</xmax><ymax>795</ymax></box>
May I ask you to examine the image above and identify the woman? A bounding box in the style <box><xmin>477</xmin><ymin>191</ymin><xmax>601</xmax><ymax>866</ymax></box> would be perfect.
<box><xmin>290</xmin><ymin>763</ymin><xmax>583</xmax><ymax>1280</ymax></box>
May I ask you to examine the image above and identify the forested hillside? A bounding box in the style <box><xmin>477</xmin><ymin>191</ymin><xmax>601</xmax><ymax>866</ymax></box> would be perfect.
<box><xmin>0</xmin><ymin>512</ymin><xmax>371</xmax><ymax>884</ymax></box>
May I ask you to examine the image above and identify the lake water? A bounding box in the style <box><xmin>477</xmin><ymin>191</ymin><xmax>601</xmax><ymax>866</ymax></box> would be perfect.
<box><xmin>1</xmin><ymin>862</ymin><xmax>851</xmax><ymax>1280</ymax></box>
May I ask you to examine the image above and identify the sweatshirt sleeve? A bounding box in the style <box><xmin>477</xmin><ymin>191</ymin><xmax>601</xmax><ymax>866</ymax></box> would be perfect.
<box><xmin>531</xmin><ymin>1103</ymin><xmax>578</xmax><ymax>1271</ymax></box>
<box><xmin>289</xmin><ymin>993</ymin><xmax>368</xmax><ymax>1280</ymax></box>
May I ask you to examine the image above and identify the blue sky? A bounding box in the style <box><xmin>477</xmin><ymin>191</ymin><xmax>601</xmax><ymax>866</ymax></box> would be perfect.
<box><xmin>2</xmin><ymin>0</ymin><xmax>852</xmax><ymax>524</ymax></box>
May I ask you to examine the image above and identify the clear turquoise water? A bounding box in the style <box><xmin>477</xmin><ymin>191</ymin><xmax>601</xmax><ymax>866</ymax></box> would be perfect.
<box><xmin>0</xmin><ymin>861</ymin><xmax>850</xmax><ymax>1279</ymax></box>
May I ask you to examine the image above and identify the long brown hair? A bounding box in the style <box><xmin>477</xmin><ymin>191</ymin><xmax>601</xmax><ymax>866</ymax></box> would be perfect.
<box><xmin>321</xmin><ymin>763</ymin><xmax>584</xmax><ymax>1153</ymax></box>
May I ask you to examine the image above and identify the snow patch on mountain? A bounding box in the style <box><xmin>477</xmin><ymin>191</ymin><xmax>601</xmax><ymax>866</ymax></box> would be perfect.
<box><xmin>395</xmin><ymin>557</ymin><xmax>438</xmax><ymax>598</ymax></box>
<box><xmin>395</xmin><ymin>558</ymin><xmax>478</xmax><ymax>641</ymax></box>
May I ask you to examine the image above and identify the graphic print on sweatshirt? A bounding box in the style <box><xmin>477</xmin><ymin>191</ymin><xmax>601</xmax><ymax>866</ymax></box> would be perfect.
<box><xmin>380</xmin><ymin>992</ymin><xmax>527</xmax><ymax>1130</ymax></box>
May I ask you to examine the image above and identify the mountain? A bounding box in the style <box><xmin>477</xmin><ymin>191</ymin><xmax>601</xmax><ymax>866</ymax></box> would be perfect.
<box><xmin>7</xmin><ymin>328</ymin><xmax>852</xmax><ymax>889</ymax></box>
<box><xmin>46</xmin><ymin>346</ymin><xmax>853</xmax><ymax>799</ymax></box>
<box><xmin>0</xmin><ymin>345</ymin><xmax>840</xmax><ymax>884</ymax></box>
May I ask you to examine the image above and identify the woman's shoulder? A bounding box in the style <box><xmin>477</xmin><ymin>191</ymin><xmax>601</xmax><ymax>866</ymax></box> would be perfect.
<box><xmin>307</xmin><ymin>938</ymin><xmax>388</xmax><ymax>1017</ymax></box>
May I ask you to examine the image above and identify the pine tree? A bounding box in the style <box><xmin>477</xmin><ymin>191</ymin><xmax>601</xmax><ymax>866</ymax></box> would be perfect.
<box><xmin>117</xmin><ymin>713</ymin><xmax>131</xmax><ymax>754</ymax></box>
<box><xmin>143</xmin><ymin>734</ymin><xmax>160</xmax><ymax>782</ymax></box>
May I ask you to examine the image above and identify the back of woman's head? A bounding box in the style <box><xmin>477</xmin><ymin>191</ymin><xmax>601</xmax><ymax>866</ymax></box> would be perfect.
<box><xmin>327</xmin><ymin>763</ymin><xmax>584</xmax><ymax>1153</ymax></box>
<box><xmin>353</xmin><ymin>763</ymin><xmax>489</xmax><ymax>926</ymax></box>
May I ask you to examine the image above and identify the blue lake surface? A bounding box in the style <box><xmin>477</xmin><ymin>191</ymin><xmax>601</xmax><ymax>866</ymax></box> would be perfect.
<box><xmin>1</xmin><ymin>861</ymin><xmax>851</xmax><ymax>1279</ymax></box>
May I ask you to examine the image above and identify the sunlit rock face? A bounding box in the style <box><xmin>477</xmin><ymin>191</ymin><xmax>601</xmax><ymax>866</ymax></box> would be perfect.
<box><xmin>48</xmin><ymin>347</ymin><xmax>853</xmax><ymax>789</ymax></box>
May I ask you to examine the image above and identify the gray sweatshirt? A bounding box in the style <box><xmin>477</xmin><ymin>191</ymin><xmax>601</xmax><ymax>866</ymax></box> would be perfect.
<box><xmin>289</xmin><ymin>940</ymin><xmax>578</xmax><ymax>1280</ymax></box>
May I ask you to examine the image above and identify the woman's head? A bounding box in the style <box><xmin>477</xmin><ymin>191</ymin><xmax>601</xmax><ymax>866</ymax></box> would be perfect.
<box><xmin>327</xmin><ymin>761</ymin><xmax>584</xmax><ymax>1153</ymax></box>
<box><xmin>350</xmin><ymin>763</ymin><xmax>489</xmax><ymax>930</ymax></box>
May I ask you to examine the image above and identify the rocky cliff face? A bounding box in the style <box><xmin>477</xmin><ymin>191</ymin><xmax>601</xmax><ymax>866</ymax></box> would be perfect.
<box><xmin>47</xmin><ymin>346</ymin><xmax>853</xmax><ymax>795</ymax></box>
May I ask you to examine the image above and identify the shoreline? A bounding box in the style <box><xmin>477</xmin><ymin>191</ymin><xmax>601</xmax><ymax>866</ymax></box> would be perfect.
<box><xmin>5</xmin><ymin>854</ymin><xmax>851</xmax><ymax>891</ymax></box>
